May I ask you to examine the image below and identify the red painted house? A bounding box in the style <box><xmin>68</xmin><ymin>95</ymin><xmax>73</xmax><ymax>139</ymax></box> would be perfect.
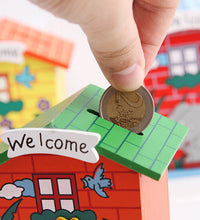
<box><xmin>0</xmin><ymin>84</ymin><xmax>180</xmax><ymax>220</ymax></box>
<box><xmin>145</xmin><ymin>30</ymin><xmax>200</xmax><ymax>116</ymax></box>
<box><xmin>144</xmin><ymin>30</ymin><xmax>200</xmax><ymax>169</ymax></box>
<box><xmin>0</xmin><ymin>154</ymin><xmax>169</xmax><ymax>219</ymax></box>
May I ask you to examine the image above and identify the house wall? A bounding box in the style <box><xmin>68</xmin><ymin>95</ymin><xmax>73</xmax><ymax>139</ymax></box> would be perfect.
<box><xmin>144</xmin><ymin>30</ymin><xmax>200</xmax><ymax>116</ymax></box>
<box><xmin>140</xmin><ymin>171</ymin><xmax>169</xmax><ymax>220</ymax></box>
<box><xmin>0</xmin><ymin>55</ymin><xmax>58</xmax><ymax>129</ymax></box>
<box><xmin>0</xmin><ymin>154</ymin><xmax>143</xmax><ymax>220</ymax></box>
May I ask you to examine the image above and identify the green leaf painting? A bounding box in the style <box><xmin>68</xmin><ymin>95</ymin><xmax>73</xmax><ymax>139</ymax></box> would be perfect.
<box><xmin>0</xmin><ymin>101</ymin><xmax>23</xmax><ymax>116</ymax></box>
<box><xmin>1</xmin><ymin>199</ymin><xmax>22</xmax><ymax>220</ymax></box>
<box><xmin>166</xmin><ymin>73</ymin><xmax>200</xmax><ymax>88</ymax></box>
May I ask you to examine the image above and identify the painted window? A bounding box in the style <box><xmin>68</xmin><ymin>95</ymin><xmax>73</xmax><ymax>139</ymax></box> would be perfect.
<box><xmin>0</xmin><ymin>74</ymin><xmax>10</xmax><ymax>102</ymax></box>
<box><xmin>33</xmin><ymin>174</ymin><xmax>79</xmax><ymax>213</ymax></box>
<box><xmin>168</xmin><ymin>45</ymin><xmax>199</xmax><ymax>76</ymax></box>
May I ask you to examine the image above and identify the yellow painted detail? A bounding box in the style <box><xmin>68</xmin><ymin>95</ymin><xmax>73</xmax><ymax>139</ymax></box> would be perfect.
<box><xmin>55</xmin><ymin>66</ymin><xmax>67</xmax><ymax>102</ymax></box>
<box><xmin>56</xmin><ymin>217</ymin><xmax>79</xmax><ymax>220</ymax></box>
<box><xmin>56</xmin><ymin>217</ymin><xmax>67</xmax><ymax>220</ymax></box>
<box><xmin>0</xmin><ymin>55</ymin><xmax>66</xmax><ymax>129</ymax></box>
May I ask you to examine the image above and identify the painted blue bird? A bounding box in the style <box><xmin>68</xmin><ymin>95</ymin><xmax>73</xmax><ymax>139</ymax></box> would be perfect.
<box><xmin>81</xmin><ymin>163</ymin><xmax>112</xmax><ymax>198</ymax></box>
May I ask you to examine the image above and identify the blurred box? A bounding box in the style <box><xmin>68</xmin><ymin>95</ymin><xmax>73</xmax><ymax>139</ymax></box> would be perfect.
<box><xmin>0</xmin><ymin>18</ymin><xmax>73</xmax><ymax>129</ymax></box>
<box><xmin>144</xmin><ymin>10</ymin><xmax>200</xmax><ymax>171</ymax></box>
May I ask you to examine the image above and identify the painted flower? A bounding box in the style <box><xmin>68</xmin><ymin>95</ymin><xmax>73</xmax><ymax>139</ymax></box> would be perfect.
<box><xmin>37</xmin><ymin>99</ymin><xmax>50</xmax><ymax>111</ymax></box>
<box><xmin>0</xmin><ymin>118</ymin><xmax>13</xmax><ymax>129</ymax></box>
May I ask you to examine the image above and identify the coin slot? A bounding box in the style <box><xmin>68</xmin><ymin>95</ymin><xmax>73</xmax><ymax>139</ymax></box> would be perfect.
<box><xmin>87</xmin><ymin>109</ymin><xmax>100</xmax><ymax>117</ymax></box>
<box><xmin>137</xmin><ymin>132</ymin><xmax>144</xmax><ymax>136</ymax></box>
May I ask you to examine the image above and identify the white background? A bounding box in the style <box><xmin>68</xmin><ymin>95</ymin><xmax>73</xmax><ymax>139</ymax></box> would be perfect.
<box><xmin>1</xmin><ymin>1</ymin><xmax>200</xmax><ymax>219</ymax></box>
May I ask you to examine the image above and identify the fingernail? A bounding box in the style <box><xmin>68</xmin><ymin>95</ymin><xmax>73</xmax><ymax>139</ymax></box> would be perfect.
<box><xmin>111</xmin><ymin>64</ymin><xmax>144</xmax><ymax>91</ymax></box>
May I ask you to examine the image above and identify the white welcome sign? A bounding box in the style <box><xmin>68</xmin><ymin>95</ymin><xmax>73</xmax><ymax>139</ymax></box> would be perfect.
<box><xmin>1</xmin><ymin>128</ymin><xmax>101</xmax><ymax>163</ymax></box>
<box><xmin>0</xmin><ymin>41</ymin><xmax>26</xmax><ymax>64</ymax></box>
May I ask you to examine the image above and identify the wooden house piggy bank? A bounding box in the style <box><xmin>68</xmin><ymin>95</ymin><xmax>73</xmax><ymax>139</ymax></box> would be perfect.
<box><xmin>0</xmin><ymin>85</ymin><xmax>188</xmax><ymax>220</ymax></box>
<box><xmin>0</xmin><ymin>19</ymin><xmax>73</xmax><ymax>130</ymax></box>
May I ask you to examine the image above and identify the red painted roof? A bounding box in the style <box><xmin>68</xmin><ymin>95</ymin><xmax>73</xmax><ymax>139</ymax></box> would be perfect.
<box><xmin>162</xmin><ymin>29</ymin><xmax>200</xmax><ymax>49</ymax></box>
<box><xmin>0</xmin><ymin>18</ymin><xmax>73</xmax><ymax>68</ymax></box>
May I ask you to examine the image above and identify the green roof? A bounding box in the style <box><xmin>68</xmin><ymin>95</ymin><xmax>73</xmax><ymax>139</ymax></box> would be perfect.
<box><xmin>52</xmin><ymin>84</ymin><xmax>188</xmax><ymax>180</ymax></box>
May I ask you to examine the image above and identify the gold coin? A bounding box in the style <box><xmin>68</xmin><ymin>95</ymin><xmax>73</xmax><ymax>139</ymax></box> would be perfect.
<box><xmin>99</xmin><ymin>86</ymin><xmax>154</xmax><ymax>133</ymax></box>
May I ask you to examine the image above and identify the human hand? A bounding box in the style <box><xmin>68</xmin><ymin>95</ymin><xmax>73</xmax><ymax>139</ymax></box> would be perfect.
<box><xmin>29</xmin><ymin>0</ymin><xmax>179</xmax><ymax>91</ymax></box>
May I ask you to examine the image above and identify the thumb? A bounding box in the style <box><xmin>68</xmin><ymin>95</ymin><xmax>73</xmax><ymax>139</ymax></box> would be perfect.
<box><xmin>81</xmin><ymin>3</ymin><xmax>145</xmax><ymax>92</ymax></box>
<box><xmin>28</xmin><ymin>0</ymin><xmax>145</xmax><ymax>91</ymax></box>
